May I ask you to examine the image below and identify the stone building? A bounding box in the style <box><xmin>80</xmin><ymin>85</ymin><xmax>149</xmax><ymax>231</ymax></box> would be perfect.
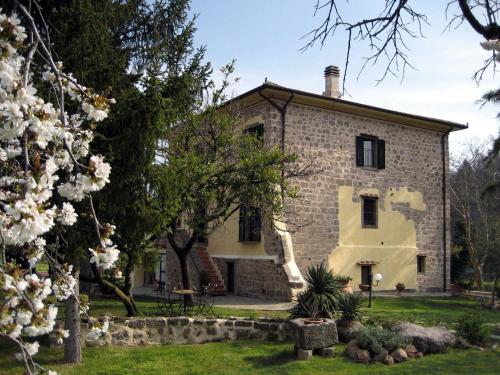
<box><xmin>133</xmin><ymin>66</ymin><xmax>466</xmax><ymax>300</ymax></box>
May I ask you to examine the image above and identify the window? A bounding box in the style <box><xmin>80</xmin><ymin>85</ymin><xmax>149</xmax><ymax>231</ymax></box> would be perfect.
<box><xmin>417</xmin><ymin>255</ymin><xmax>426</xmax><ymax>273</ymax></box>
<box><xmin>361</xmin><ymin>266</ymin><xmax>371</xmax><ymax>285</ymax></box>
<box><xmin>244</xmin><ymin>123</ymin><xmax>264</xmax><ymax>139</ymax></box>
<box><xmin>238</xmin><ymin>205</ymin><xmax>262</xmax><ymax>242</ymax></box>
<box><xmin>356</xmin><ymin>135</ymin><xmax>385</xmax><ymax>169</ymax></box>
<box><xmin>362</xmin><ymin>197</ymin><xmax>378</xmax><ymax>228</ymax></box>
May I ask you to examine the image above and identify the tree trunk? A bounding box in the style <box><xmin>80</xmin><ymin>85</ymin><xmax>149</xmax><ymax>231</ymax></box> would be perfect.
<box><xmin>64</xmin><ymin>270</ymin><xmax>82</xmax><ymax>364</ymax></box>
<box><xmin>178</xmin><ymin>251</ymin><xmax>194</xmax><ymax>304</ymax></box>
<box><xmin>467</xmin><ymin>241</ymin><xmax>484</xmax><ymax>290</ymax></box>
<box><xmin>90</xmin><ymin>262</ymin><xmax>139</xmax><ymax>316</ymax></box>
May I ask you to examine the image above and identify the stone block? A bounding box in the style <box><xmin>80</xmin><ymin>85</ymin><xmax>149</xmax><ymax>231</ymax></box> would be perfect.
<box><xmin>235</xmin><ymin>329</ymin><xmax>250</xmax><ymax>339</ymax></box>
<box><xmin>296</xmin><ymin>349</ymin><xmax>313</xmax><ymax>361</ymax></box>
<box><xmin>235</xmin><ymin>320</ymin><xmax>254</xmax><ymax>328</ymax></box>
<box><xmin>319</xmin><ymin>346</ymin><xmax>335</xmax><ymax>358</ymax></box>
<box><xmin>289</xmin><ymin>318</ymin><xmax>338</xmax><ymax>350</ymax></box>
<box><xmin>127</xmin><ymin>319</ymin><xmax>145</xmax><ymax>329</ymax></box>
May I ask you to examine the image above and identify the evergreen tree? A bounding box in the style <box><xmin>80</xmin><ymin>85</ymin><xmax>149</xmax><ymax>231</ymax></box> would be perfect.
<box><xmin>13</xmin><ymin>0</ymin><xmax>211</xmax><ymax>315</ymax></box>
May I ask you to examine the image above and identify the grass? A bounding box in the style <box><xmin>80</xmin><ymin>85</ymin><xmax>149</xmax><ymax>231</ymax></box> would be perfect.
<box><xmin>86</xmin><ymin>295</ymin><xmax>500</xmax><ymax>328</ymax></box>
<box><xmin>1</xmin><ymin>340</ymin><xmax>498</xmax><ymax>375</ymax></box>
<box><xmin>3</xmin><ymin>295</ymin><xmax>499</xmax><ymax>374</ymax></box>
<box><xmin>360</xmin><ymin>296</ymin><xmax>500</xmax><ymax>327</ymax></box>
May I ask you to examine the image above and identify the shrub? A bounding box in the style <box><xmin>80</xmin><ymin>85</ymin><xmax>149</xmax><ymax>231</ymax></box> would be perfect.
<box><xmin>334</xmin><ymin>274</ymin><xmax>352</xmax><ymax>284</ymax></box>
<box><xmin>356</xmin><ymin>326</ymin><xmax>409</xmax><ymax>355</ymax></box>
<box><xmin>456</xmin><ymin>312</ymin><xmax>490</xmax><ymax>346</ymax></box>
<box><xmin>337</xmin><ymin>292</ymin><xmax>363</xmax><ymax>323</ymax></box>
<box><xmin>288</xmin><ymin>262</ymin><xmax>341</xmax><ymax>319</ymax></box>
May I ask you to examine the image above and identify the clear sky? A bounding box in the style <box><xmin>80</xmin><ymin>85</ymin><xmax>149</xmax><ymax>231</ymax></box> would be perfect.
<box><xmin>190</xmin><ymin>0</ymin><xmax>498</xmax><ymax>156</ymax></box>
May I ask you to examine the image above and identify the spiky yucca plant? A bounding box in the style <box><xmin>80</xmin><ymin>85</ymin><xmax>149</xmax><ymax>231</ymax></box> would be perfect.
<box><xmin>289</xmin><ymin>262</ymin><xmax>341</xmax><ymax>319</ymax></box>
<box><xmin>337</xmin><ymin>292</ymin><xmax>364</xmax><ymax>324</ymax></box>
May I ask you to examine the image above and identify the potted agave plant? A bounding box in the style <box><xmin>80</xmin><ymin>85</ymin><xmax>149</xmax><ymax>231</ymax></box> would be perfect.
<box><xmin>288</xmin><ymin>263</ymin><xmax>340</xmax><ymax>354</ymax></box>
<box><xmin>336</xmin><ymin>292</ymin><xmax>364</xmax><ymax>342</ymax></box>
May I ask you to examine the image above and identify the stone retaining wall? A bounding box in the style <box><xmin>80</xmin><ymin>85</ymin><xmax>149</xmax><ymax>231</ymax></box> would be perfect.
<box><xmin>82</xmin><ymin>316</ymin><xmax>290</xmax><ymax>347</ymax></box>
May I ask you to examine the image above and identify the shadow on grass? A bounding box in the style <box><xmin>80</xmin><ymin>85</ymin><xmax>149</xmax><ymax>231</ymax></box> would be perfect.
<box><xmin>244</xmin><ymin>348</ymin><xmax>295</xmax><ymax>369</ymax></box>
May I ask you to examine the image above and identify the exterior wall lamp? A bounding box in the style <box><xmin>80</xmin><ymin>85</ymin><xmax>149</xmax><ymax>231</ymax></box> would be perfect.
<box><xmin>368</xmin><ymin>272</ymin><xmax>383</xmax><ymax>308</ymax></box>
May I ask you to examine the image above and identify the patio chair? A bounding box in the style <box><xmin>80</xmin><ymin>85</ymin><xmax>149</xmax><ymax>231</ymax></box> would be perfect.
<box><xmin>195</xmin><ymin>283</ymin><xmax>217</xmax><ymax>316</ymax></box>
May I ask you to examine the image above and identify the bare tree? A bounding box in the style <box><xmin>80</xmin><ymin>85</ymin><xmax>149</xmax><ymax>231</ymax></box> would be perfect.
<box><xmin>450</xmin><ymin>141</ymin><xmax>500</xmax><ymax>289</ymax></box>
<box><xmin>303</xmin><ymin>0</ymin><xmax>499</xmax><ymax>93</ymax></box>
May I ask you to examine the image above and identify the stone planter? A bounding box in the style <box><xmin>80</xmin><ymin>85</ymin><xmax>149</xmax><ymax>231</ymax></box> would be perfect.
<box><xmin>289</xmin><ymin>318</ymin><xmax>338</xmax><ymax>359</ymax></box>
<box><xmin>340</xmin><ymin>282</ymin><xmax>353</xmax><ymax>294</ymax></box>
<box><xmin>359</xmin><ymin>284</ymin><xmax>370</xmax><ymax>292</ymax></box>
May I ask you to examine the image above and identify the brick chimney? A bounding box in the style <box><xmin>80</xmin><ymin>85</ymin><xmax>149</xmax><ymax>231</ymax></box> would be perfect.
<box><xmin>322</xmin><ymin>65</ymin><xmax>340</xmax><ymax>98</ymax></box>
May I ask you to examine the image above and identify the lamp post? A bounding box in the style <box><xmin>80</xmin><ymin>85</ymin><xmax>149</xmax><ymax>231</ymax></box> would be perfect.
<box><xmin>368</xmin><ymin>272</ymin><xmax>383</xmax><ymax>308</ymax></box>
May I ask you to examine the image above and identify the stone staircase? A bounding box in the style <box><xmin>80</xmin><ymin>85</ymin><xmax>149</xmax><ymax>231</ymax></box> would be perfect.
<box><xmin>195</xmin><ymin>245</ymin><xmax>225</xmax><ymax>295</ymax></box>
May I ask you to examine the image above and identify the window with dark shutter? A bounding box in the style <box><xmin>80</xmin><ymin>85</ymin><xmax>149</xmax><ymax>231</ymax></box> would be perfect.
<box><xmin>355</xmin><ymin>135</ymin><xmax>385</xmax><ymax>169</ymax></box>
<box><xmin>362</xmin><ymin>197</ymin><xmax>378</xmax><ymax>228</ymax></box>
<box><xmin>238</xmin><ymin>205</ymin><xmax>262</xmax><ymax>242</ymax></box>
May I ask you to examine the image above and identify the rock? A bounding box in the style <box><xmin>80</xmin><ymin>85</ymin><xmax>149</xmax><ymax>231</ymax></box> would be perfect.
<box><xmin>297</xmin><ymin>348</ymin><xmax>313</xmax><ymax>360</ymax></box>
<box><xmin>110</xmin><ymin>326</ymin><xmax>132</xmax><ymax>346</ymax></box>
<box><xmin>373</xmin><ymin>349</ymin><xmax>389</xmax><ymax>363</ymax></box>
<box><xmin>319</xmin><ymin>346</ymin><xmax>336</xmax><ymax>358</ymax></box>
<box><xmin>383</xmin><ymin>355</ymin><xmax>395</xmax><ymax>365</ymax></box>
<box><xmin>390</xmin><ymin>348</ymin><xmax>408</xmax><ymax>363</ymax></box>
<box><xmin>455</xmin><ymin>336</ymin><xmax>474</xmax><ymax>350</ymax></box>
<box><xmin>404</xmin><ymin>344</ymin><xmax>419</xmax><ymax>358</ymax></box>
<box><xmin>416</xmin><ymin>352</ymin><xmax>423</xmax><ymax>358</ymax></box>
<box><xmin>289</xmin><ymin>318</ymin><xmax>338</xmax><ymax>350</ymax></box>
<box><xmin>353</xmin><ymin>349</ymin><xmax>371</xmax><ymax>363</ymax></box>
<box><xmin>345</xmin><ymin>340</ymin><xmax>359</xmax><ymax>358</ymax></box>
<box><xmin>336</xmin><ymin>320</ymin><xmax>363</xmax><ymax>343</ymax></box>
<box><xmin>393</xmin><ymin>322</ymin><xmax>456</xmax><ymax>354</ymax></box>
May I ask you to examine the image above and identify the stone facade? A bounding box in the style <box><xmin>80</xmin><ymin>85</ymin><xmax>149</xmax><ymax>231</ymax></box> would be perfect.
<box><xmin>234</xmin><ymin>98</ymin><xmax>451</xmax><ymax>293</ymax></box>
<box><xmin>134</xmin><ymin>86</ymin><xmax>455</xmax><ymax>298</ymax></box>
<box><xmin>214</xmin><ymin>257</ymin><xmax>292</xmax><ymax>300</ymax></box>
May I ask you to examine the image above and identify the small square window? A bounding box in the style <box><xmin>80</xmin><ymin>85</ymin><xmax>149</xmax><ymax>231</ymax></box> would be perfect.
<box><xmin>417</xmin><ymin>255</ymin><xmax>426</xmax><ymax>273</ymax></box>
<box><xmin>362</xmin><ymin>197</ymin><xmax>378</xmax><ymax>228</ymax></box>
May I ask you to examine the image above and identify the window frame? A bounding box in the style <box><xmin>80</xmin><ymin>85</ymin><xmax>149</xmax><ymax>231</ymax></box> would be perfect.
<box><xmin>361</xmin><ymin>265</ymin><xmax>372</xmax><ymax>285</ymax></box>
<box><xmin>361</xmin><ymin>196</ymin><xmax>378</xmax><ymax>228</ymax></box>
<box><xmin>356</xmin><ymin>134</ymin><xmax>385</xmax><ymax>169</ymax></box>
<box><xmin>417</xmin><ymin>255</ymin><xmax>426</xmax><ymax>273</ymax></box>
<box><xmin>238</xmin><ymin>204</ymin><xmax>262</xmax><ymax>242</ymax></box>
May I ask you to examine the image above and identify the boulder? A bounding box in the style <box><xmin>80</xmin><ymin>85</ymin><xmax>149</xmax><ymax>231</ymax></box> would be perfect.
<box><xmin>372</xmin><ymin>349</ymin><xmax>389</xmax><ymax>363</ymax></box>
<box><xmin>336</xmin><ymin>320</ymin><xmax>363</xmax><ymax>342</ymax></box>
<box><xmin>289</xmin><ymin>318</ymin><xmax>338</xmax><ymax>350</ymax></box>
<box><xmin>345</xmin><ymin>340</ymin><xmax>359</xmax><ymax>358</ymax></box>
<box><xmin>404</xmin><ymin>344</ymin><xmax>419</xmax><ymax>358</ymax></box>
<box><xmin>383</xmin><ymin>355</ymin><xmax>395</xmax><ymax>365</ymax></box>
<box><xmin>353</xmin><ymin>349</ymin><xmax>371</xmax><ymax>363</ymax></box>
<box><xmin>393</xmin><ymin>322</ymin><xmax>456</xmax><ymax>354</ymax></box>
<box><xmin>390</xmin><ymin>348</ymin><xmax>408</xmax><ymax>363</ymax></box>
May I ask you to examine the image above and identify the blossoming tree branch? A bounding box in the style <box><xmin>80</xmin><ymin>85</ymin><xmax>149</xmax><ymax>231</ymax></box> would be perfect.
<box><xmin>0</xmin><ymin>3</ymin><xmax>119</xmax><ymax>374</ymax></box>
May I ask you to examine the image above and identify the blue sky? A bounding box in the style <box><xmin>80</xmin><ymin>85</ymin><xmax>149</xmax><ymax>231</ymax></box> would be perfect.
<box><xmin>190</xmin><ymin>0</ymin><xmax>498</xmax><ymax>156</ymax></box>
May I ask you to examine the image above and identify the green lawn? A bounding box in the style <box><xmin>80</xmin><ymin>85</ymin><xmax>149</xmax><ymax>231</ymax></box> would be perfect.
<box><xmin>1</xmin><ymin>340</ymin><xmax>498</xmax><ymax>375</ymax></box>
<box><xmin>3</xmin><ymin>295</ymin><xmax>499</xmax><ymax>374</ymax></box>
<box><xmin>87</xmin><ymin>295</ymin><xmax>500</xmax><ymax>328</ymax></box>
